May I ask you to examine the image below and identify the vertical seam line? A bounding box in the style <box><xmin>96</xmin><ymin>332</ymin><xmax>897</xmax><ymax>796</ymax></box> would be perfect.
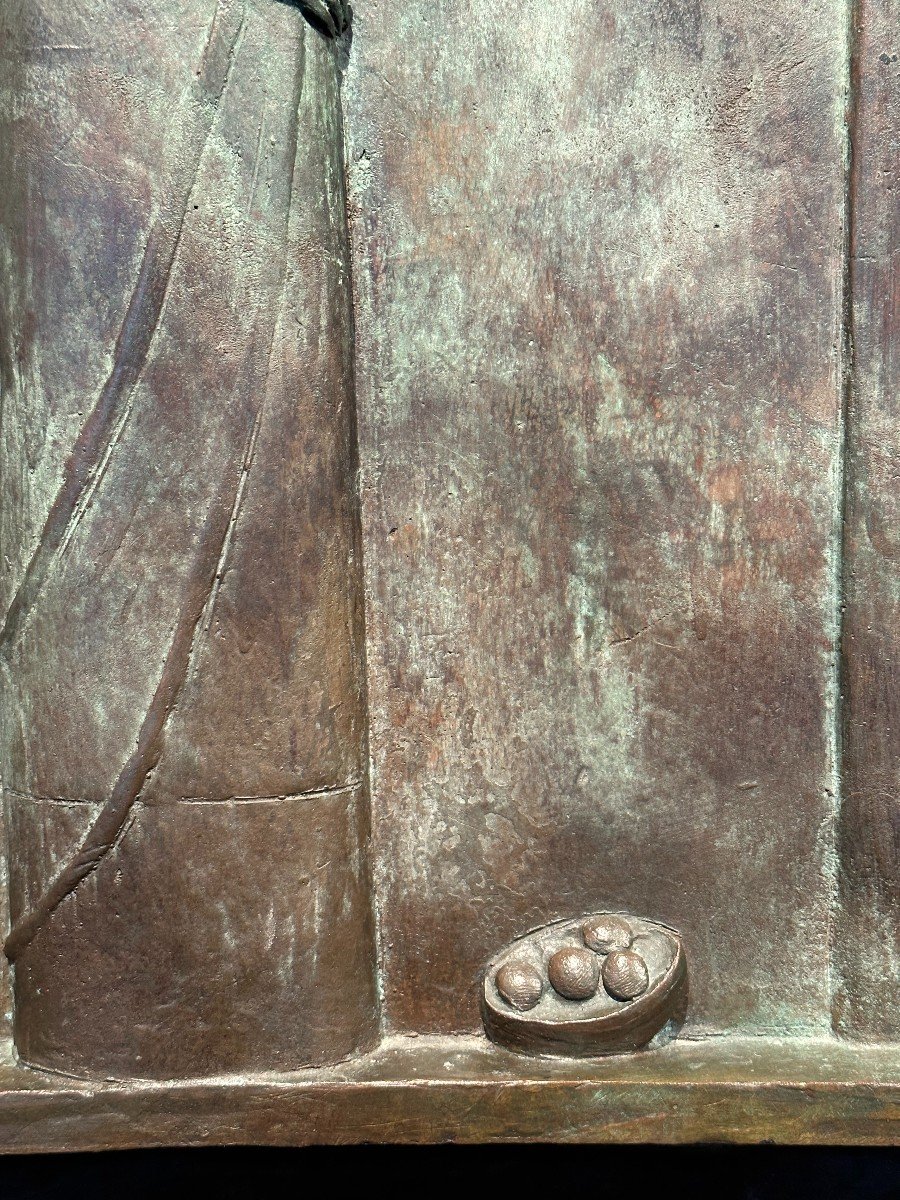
<box><xmin>828</xmin><ymin>0</ymin><xmax>861</xmax><ymax>1032</ymax></box>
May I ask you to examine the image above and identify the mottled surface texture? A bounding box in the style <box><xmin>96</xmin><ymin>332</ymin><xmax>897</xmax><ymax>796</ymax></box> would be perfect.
<box><xmin>834</xmin><ymin>0</ymin><xmax>900</xmax><ymax>1038</ymax></box>
<box><xmin>345</xmin><ymin>0</ymin><xmax>847</xmax><ymax>1037</ymax></box>
<box><xmin>0</xmin><ymin>0</ymin><xmax>897</xmax><ymax>1148</ymax></box>
<box><xmin>0</xmin><ymin>0</ymin><xmax>378</xmax><ymax>1077</ymax></box>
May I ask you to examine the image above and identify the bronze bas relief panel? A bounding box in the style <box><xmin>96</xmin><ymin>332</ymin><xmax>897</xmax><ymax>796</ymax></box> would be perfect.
<box><xmin>0</xmin><ymin>0</ymin><xmax>895</xmax><ymax>1147</ymax></box>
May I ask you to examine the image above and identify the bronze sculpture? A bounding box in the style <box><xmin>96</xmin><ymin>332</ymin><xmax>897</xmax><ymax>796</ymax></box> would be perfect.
<box><xmin>0</xmin><ymin>0</ymin><xmax>896</xmax><ymax>1150</ymax></box>
<box><xmin>0</xmin><ymin>0</ymin><xmax>377</xmax><ymax>1079</ymax></box>
<box><xmin>482</xmin><ymin>914</ymin><xmax>688</xmax><ymax>1057</ymax></box>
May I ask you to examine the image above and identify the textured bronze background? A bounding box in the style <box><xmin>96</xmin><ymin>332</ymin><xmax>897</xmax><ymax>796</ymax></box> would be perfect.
<box><xmin>0</xmin><ymin>0</ymin><xmax>378</xmax><ymax>1078</ymax></box>
<box><xmin>834</xmin><ymin>0</ymin><xmax>900</xmax><ymax>1039</ymax></box>
<box><xmin>345</xmin><ymin>0</ymin><xmax>848</xmax><ymax>1038</ymax></box>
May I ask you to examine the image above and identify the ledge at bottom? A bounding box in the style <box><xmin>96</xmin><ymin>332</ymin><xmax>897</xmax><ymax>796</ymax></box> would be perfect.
<box><xmin>0</xmin><ymin>1034</ymin><xmax>898</xmax><ymax>1150</ymax></box>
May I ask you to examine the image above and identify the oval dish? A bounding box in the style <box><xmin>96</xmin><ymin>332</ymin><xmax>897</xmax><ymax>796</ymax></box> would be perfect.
<box><xmin>481</xmin><ymin>913</ymin><xmax>688</xmax><ymax>1057</ymax></box>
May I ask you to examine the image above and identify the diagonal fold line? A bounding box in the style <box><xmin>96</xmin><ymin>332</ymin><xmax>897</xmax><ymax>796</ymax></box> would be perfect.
<box><xmin>4</xmin><ymin>13</ymin><xmax>307</xmax><ymax>961</ymax></box>
<box><xmin>0</xmin><ymin>0</ymin><xmax>246</xmax><ymax>654</ymax></box>
<box><xmin>4</xmin><ymin>401</ymin><xmax>260</xmax><ymax>963</ymax></box>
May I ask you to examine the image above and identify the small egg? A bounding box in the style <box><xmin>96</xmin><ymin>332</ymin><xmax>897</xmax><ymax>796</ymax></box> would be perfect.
<box><xmin>602</xmin><ymin>949</ymin><xmax>649</xmax><ymax>1001</ymax></box>
<box><xmin>582</xmin><ymin>915</ymin><xmax>633</xmax><ymax>954</ymax></box>
<box><xmin>495</xmin><ymin>961</ymin><xmax>543</xmax><ymax>1011</ymax></box>
<box><xmin>547</xmin><ymin>947</ymin><xmax>600</xmax><ymax>1001</ymax></box>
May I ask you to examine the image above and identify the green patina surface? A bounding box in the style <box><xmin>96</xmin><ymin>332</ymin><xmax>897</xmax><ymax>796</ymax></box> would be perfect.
<box><xmin>344</xmin><ymin>0</ymin><xmax>853</xmax><ymax>1038</ymax></box>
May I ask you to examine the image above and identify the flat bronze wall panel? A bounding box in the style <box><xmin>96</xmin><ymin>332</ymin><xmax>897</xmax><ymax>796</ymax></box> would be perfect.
<box><xmin>835</xmin><ymin>0</ymin><xmax>900</xmax><ymax>1038</ymax></box>
<box><xmin>346</xmin><ymin>0</ymin><xmax>847</xmax><ymax>1035</ymax></box>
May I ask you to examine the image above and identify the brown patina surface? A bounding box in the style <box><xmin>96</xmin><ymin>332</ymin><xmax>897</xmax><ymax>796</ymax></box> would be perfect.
<box><xmin>0</xmin><ymin>0</ymin><xmax>897</xmax><ymax>1149</ymax></box>
<box><xmin>0</xmin><ymin>1035</ymin><xmax>897</xmax><ymax>1149</ymax></box>
<box><xmin>345</xmin><ymin>0</ymin><xmax>848</xmax><ymax>1038</ymax></box>
<box><xmin>0</xmin><ymin>0</ymin><xmax>378</xmax><ymax>1078</ymax></box>
<box><xmin>835</xmin><ymin>0</ymin><xmax>900</xmax><ymax>1039</ymax></box>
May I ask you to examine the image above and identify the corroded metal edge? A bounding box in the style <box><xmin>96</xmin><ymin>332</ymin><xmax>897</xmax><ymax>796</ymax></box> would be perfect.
<box><xmin>0</xmin><ymin>1036</ymin><xmax>898</xmax><ymax>1149</ymax></box>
